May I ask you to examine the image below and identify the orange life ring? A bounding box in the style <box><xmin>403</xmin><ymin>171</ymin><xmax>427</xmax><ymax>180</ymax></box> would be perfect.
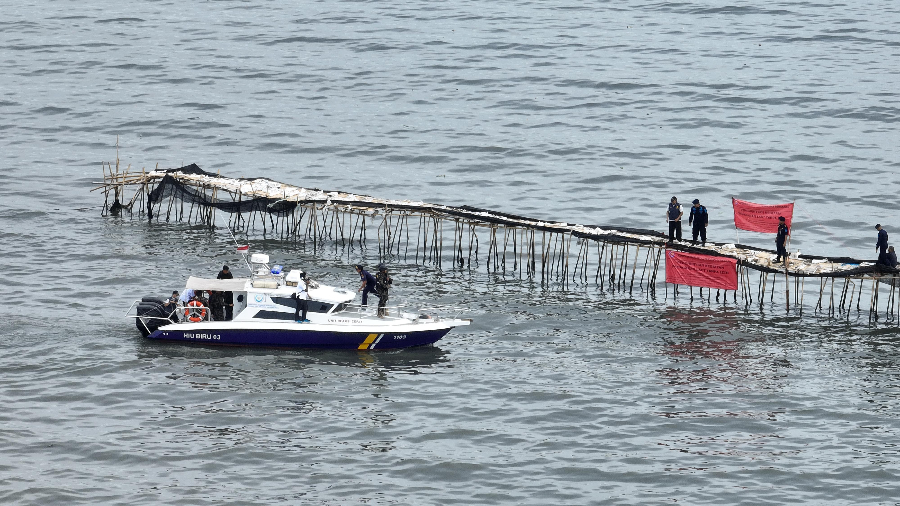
<box><xmin>184</xmin><ymin>300</ymin><xmax>207</xmax><ymax>322</ymax></box>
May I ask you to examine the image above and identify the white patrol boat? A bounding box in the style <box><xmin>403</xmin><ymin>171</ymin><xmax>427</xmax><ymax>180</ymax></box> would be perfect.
<box><xmin>128</xmin><ymin>254</ymin><xmax>470</xmax><ymax>350</ymax></box>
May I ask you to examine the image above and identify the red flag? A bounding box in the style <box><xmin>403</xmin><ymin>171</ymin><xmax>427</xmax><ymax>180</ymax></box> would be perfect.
<box><xmin>236</xmin><ymin>244</ymin><xmax>249</xmax><ymax>253</ymax></box>
<box><xmin>665</xmin><ymin>250</ymin><xmax>738</xmax><ymax>290</ymax></box>
<box><xmin>732</xmin><ymin>198</ymin><xmax>794</xmax><ymax>233</ymax></box>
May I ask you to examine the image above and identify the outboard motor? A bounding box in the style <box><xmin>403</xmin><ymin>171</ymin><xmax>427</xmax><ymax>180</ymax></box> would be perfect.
<box><xmin>135</xmin><ymin>297</ymin><xmax>178</xmax><ymax>337</ymax></box>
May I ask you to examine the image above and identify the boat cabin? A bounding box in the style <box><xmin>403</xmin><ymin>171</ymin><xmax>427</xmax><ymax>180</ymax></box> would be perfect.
<box><xmin>183</xmin><ymin>253</ymin><xmax>355</xmax><ymax>323</ymax></box>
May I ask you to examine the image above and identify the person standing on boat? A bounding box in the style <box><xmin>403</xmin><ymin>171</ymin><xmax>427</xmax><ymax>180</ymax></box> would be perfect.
<box><xmin>876</xmin><ymin>224</ymin><xmax>889</xmax><ymax>265</ymax></box>
<box><xmin>178</xmin><ymin>289</ymin><xmax>195</xmax><ymax>305</ymax></box>
<box><xmin>666</xmin><ymin>196</ymin><xmax>683</xmax><ymax>244</ymax></box>
<box><xmin>775</xmin><ymin>216</ymin><xmax>790</xmax><ymax>263</ymax></box>
<box><xmin>375</xmin><ymin>264</ymin><xmax>392</xmax><ymax>318</ymax></box>
<box><xmin>164</xmin><ymin>291</ymin><xmax>179</xmax><ymax>306</ymax></box>
<box><xmin>689</xmin><ymin>199</ymin><xmax>708</xmax><ymax>246</ymax></box>
<box><xmin>356</xmin><ymin>265</ymin><xmax>378</xmax><ymax>306</ymax></box>
<box><xmin>164</xmin><ymin>291</ymin><xmax>180</xmax><ymax>322</ymax></box>
<box><xmin>209</xmin><ymin>290</ymin><xmax>226</xmax><ymax>321</ymax></box>
<box><xmin>217</xmin><ymin>265</ymin><xmax>234</xmax><ymax>320</ymax></box>
<box><xmin>294</xmin><ymin>271</ymin><xmax>310</xmax><ymax>323</ymax></box>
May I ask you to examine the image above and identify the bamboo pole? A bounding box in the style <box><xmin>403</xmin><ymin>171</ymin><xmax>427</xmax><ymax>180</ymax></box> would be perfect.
<box><xmin>629</xmin><ymin>245</ymin><xmax>640</xmax><ymax>294</ymax></box>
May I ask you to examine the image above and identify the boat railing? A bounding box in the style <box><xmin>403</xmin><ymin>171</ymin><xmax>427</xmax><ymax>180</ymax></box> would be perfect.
<box><xmin>415</xmin><ymin>305</ymin><xmax>468</xmax><ymax>319</ymax></box>
<box><xmin>336</xmin><ymin>303</ymin><xmax>409</xmax><ymax>321</ymax></box>
<box><xmin>335</xmin><ymin>302</ymin><xmax>468</xmax><ymax>322</ymax></box>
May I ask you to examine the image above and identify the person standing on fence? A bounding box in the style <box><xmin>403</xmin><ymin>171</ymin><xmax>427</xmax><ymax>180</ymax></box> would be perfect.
<box><xmin>375</xmin><ymin>264</ymin><xmax>392</xmax><ymax>318</ymax></box>
<box><xmin>666</xmin><ymin>197</ymin><xmax>683</xmax><ymax>244</ymax></box>
<box><xmin>876</xmin><ymin>224</ymin><xmax>889</xmax><ymax>264</ymax></box>
<box><xmin>775</xmin><ymin>216</ymin><xmax>790</xmax><ymax>263</ymax></box>
<box><xmin>689</xmin><ymin>199</ymin><xmax>708</xmax><ymax>246</ymax></box>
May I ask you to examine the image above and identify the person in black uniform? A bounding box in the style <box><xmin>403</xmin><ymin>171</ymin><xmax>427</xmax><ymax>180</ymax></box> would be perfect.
<box><xmin>879</xmin><ymin>245</ymin><xmax>899</xmax><ymax>268</ymax></box>
<box><xmin>375</xmin><ymin>264</ymin><xmax>392</xmax><ymax>318</ymax></box>
<box><xmin>666</xmin><ymin>197</ymin><xmax>683</xmax><ymax>243</ymax></box>
<box><xmin>217</xmin><ymin>265</ymin><xmax>234</xmax><ymax>320</ymax></box>
<box><xmin>876</xmin><ymin>224</ymin><xmax>889</xmax><ymax>265</ymax></box>
<box><xmin>689</xmin><ymin>199</ymin><xmax>708</xmax><ymax>246</ymax></box>
<box><xmin>775</xmin><ymin>216</ymin><xmax>790</xmax><ymax>263</ymax></box>
<box><xmin>355</xmin><ymin>265</ymin><xmax>378</xmax><ymax>306</ymax></box>
<box><xmin>885</xmin><ymin>246</ymin><xmax>898</xmax><ymax>268</ymax></box>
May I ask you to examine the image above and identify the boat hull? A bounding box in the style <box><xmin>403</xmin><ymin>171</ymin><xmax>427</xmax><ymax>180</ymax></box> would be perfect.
<box><xmin>145</xmin><ymin>321</ymin><xmax>458</xmax><ymax>349</ymax></box>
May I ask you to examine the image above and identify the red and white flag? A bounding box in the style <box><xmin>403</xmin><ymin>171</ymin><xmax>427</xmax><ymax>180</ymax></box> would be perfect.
<box><xmin>665</xmin><ymin>250</ymin><xmax>738</xmax><ymax>290</ymax></box>
<box><xmin>236</xmin><ymin>244</ymin><xmax>249</xmax><ymax>253</ymax></box>
<box><xmin>732</xmin><ymin>198</ymin><xmax>794</xmax><ymax>233</ymax></box>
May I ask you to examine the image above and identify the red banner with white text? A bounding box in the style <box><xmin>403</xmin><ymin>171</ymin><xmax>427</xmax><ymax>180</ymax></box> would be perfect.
<box><xmin>732</xmin><ymin>198</ymin><xmax>793</xmax><ymax>233</ymax></box>
<box><xmin>665</xmin><ymin>250</ymin><xmax>738</xmax><ymax>290</ymax></box>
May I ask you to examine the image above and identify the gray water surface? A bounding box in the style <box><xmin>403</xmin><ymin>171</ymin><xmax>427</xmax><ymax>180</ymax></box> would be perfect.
<box><xmin>2</xmin><ymin>1</ymin><xmax>900</xmax><ymax>504</ymax></box>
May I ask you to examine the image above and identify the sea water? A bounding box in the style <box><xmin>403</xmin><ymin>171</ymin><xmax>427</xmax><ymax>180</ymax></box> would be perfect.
<box><xmin>2</xmin><ymin>1</ymin><xmax>900</xmax><ymax>504</ymax></box>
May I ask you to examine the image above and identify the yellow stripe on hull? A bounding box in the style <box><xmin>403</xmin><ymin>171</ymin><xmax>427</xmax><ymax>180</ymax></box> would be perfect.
<box><xmin>358</xmin><ymin>333</ymin><xmax>380</xmax><ymax>350</ymax></box>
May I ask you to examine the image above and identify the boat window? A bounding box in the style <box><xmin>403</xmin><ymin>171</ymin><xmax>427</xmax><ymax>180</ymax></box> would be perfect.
<box><xmin>308</xmin><ymin>301</ymin><xmax>333</xmax><ymax>313</ymax></box>
<box><xmin>332</xmin><ymin>303</ymin><xmax>348</xmax><ymax>313</ymax></box>
<box><xmin>253</xmin><ymin>311</ymin><xmax>295</xmax><ymax>321</ymax></box>
<box><xmin>252</xmin><ymin>304</ymin><xmax>334</xmax><ymax>321</ymax></box>
<box><xmin>270</xmin><ymin>297</ymin><xmax>332</xmax><ymax>313</ymax></box>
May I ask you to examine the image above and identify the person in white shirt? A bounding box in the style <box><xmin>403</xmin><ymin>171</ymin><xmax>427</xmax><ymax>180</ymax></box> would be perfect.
<box><xmin>293</xmin><ymin>272</ymin><xmax>309</xmax><ymax>323</ymax></box>
<box><xmin>178</xmin><ymin>289</ymin><xmax>195</xmax><ymax>304</ymax></box>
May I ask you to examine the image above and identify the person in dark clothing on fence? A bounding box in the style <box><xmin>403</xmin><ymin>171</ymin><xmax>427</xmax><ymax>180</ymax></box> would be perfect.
<box><xmin>355</xmin><ymin>265</ymin><xmax>378</xmax><ymax>306</ymax></box>
<box><xmin>882</xmin><ymin>246</ymin><xmax>898</xmax><ymax>268</ymax></box>
<box><xmin>775</xmin><ymin>216</ymin><xmax>790</xmax><ymax>263</ymax></box>
<box><xmin>217</xmin><ymin>265</ymin><xmax>234</xmax><ymax>320</ymax></box>
<box><xmin>375</xmin><ymin>264</ymin><xmax>392</xmax><ymax>318</ymax></box>
<box><xmin>666</xmin><ymin>197</ymin><xmax>683</xmax><ymax>243</ymax></box>
<box><xmin>689</xmin><ymin>199</ymin><xmax>708</xmax><ymax>246</ymax></box>
<box><xmin>876</xmin><ymin>224</ymin><xmax>889</xmax><ymax>265</ymax></box>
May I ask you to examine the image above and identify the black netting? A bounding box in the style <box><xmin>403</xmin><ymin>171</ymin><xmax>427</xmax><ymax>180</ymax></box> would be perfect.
<box><xmin>165</xmin><ymin>163</ymin><xmax>213</xmax><ymax>177</ymax></box>
<box><xmin>148</xmin><ymin>173</ymin><xmax>298</xmax><ymax>217</ymax></box>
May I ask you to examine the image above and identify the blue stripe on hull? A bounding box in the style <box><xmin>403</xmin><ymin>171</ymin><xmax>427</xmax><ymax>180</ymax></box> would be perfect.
<box><xmin>146</xmin><ymin>327</ymin><xmax>453</xmax><ymax>349</ymax></box>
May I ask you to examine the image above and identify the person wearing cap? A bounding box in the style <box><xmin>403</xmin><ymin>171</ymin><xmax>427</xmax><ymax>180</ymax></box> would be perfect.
<box><xmin>666</xmin><ymin>197</ymin><xmax>683</xmax><ymax>243</ymax></box>
<box><xmin>217</xmin><ymin>265</ymin><xmax>234</xmax><ymax>320</ymax></box>
<box><xmin>775</xmin><ymin>216</ymin><xmax>790</xmax><ymax>263</ymax></box>
<box><xmin>688</xmin><ymin>199</ymin><xmax>708</xmax><ymax>246</ymax></box>
<box><xmin>293</xmin><ymin>271</ymin><xmax>309</xmax><ymax>323</ymax></box>
<box><xmin>375</xmin><ymin>264</ymin><xmax>393</xmax><ymax>318</ymax></box>
<box><xmin>355</xmin><ymin>265</ymin><xmax>378</xmax><ymax>306</ymax></box>
<box><xmin>876</xmin><ymin>224</ymin><xmax>889</xmax><ymax>265</ymax></box>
